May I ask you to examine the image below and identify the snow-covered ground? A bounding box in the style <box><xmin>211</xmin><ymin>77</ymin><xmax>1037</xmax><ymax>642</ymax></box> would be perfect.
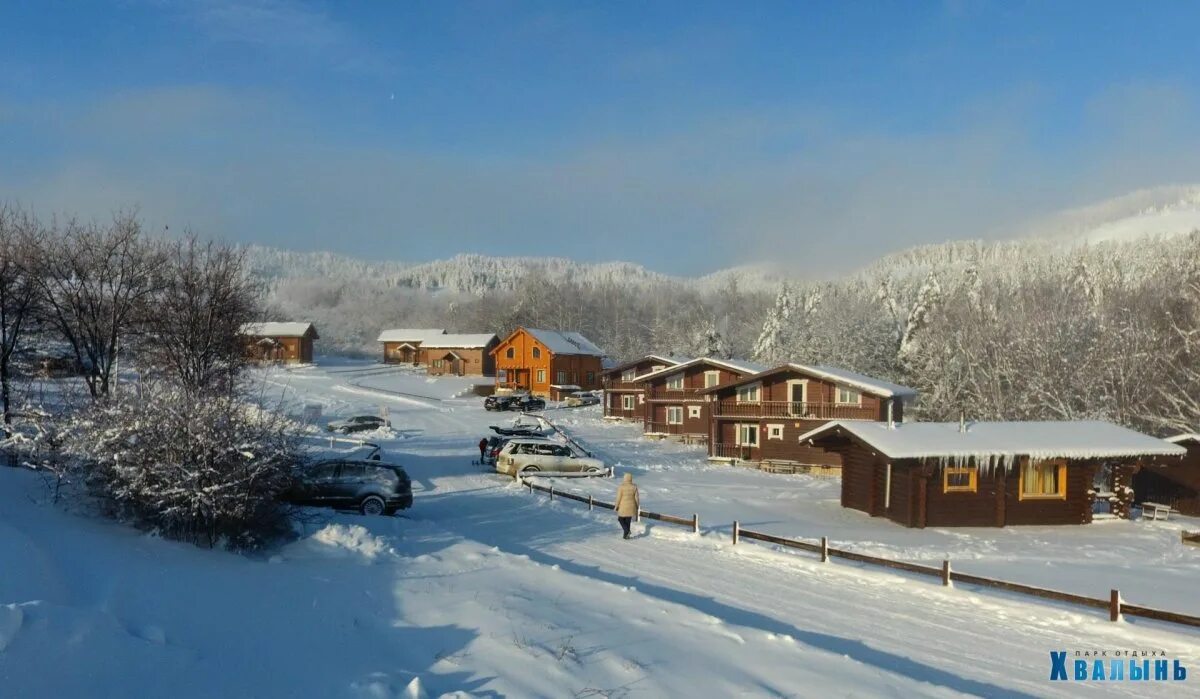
<box><xmin>1</xmin><ymin>362</ymin><xmax>1197</xmax><ymax>697</ymax></box>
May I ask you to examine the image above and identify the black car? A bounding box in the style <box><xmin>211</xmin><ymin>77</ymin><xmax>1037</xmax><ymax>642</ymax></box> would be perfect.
<box><xmin>514</xmin><ymin>395</ymin><xmax>546</xmax><ymax>412</ymax></box>
<box><xmin>284</xmin><ymin>459</ymin><xmax>413</xmax><ymax>515</ymax></box>
<box><xmin>484</xmin><ymin>395</ymin><xmax>517</xmax><ymax>411</ymax></box>
<box><xmin>326</xmin><ymin>415</ymin><xmax>390</xmax><ymax>434</ymax></box>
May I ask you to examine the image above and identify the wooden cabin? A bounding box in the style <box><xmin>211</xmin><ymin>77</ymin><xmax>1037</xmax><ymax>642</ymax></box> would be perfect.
<box><xmin>799</xmin><ymin>420</ymin><xmax>1186</xmax><ymax>527</ymax></box>
<box><xmin>601</xmin><ymin>354</ymin><xmax>691</xmax><ymax>421</ymax></box>
<box><xmin>700</xmin><ymin>364</ymin><xmax>916</xmax><ymax>471</ymax></box>
<box><xmin>377</xmin><ymin>329</ymin><xmax>447</xmax><ymax>364</ymax></box>
<box><xmin>632</xmin><ymin>357</ymin><xmax>765</xmax><ymax>443</ymax></box>
<box><xmin>491</xmin><ymin>328</ymin><xmax>605</xmax><ymax>397</ymax></box>
<box><xmin>240</xmin><ymin>322</ymin><xmax>319</xmax><ymax>364</ymax></box>
<box><xmin>1136</xmin><ymin>433</ymin><xmax>1200</xmax><ymax>516</ymax></box>
<box><xmin>422</xmin><ymin>334</ymin><xmax>499</xmax><ymax>377</ymax></box>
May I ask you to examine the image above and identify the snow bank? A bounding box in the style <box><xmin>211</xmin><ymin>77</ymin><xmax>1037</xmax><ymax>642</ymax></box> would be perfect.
<box><xmin>289</xmin><ymin>524</ymin><xmax>394</xmax><ymax>562</ymax></box>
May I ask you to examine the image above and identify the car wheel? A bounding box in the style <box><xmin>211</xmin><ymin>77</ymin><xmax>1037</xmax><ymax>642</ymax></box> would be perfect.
<box><xmin>586</xmin><ymin>467</ymin><xmax>601</xmax><ymax>474</ymax></box>
<box><xmin>360</xmin><ymin>495</ymin><xmax>386</xmax><ymax>516</ymax></box>
<box><xmin>521</xmin><ymin>465</ymin><xmax>540</xmax><ymax>474</ymax></box>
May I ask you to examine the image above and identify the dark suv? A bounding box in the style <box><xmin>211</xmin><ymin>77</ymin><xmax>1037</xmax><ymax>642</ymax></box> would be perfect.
<box><xmin>484</xmin><ymin>395</ymin><xmax>517</xmax><ymax>411</ymax></box>
<box><xmin>285</xmin><ymin>459</ymin><xmax>413</xmax><ymax>515</ymax></box>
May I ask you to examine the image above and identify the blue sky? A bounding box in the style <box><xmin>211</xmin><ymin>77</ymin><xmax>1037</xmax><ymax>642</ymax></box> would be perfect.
<box><xmin>2</xmin><ymin>1</ymin><xmax>1199</xmax><ymax>274</ymax></box>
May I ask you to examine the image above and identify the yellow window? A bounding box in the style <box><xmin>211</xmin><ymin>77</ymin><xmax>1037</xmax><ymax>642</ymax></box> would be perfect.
<box><xmin>943</xmin><ymin>464</ymin><xmax>977</xmax><ymax>493</ymax></box>
<box><xmin>1019</xmin><ymin>459</ymin><xmax>1067</xmax><ymax>500</ymax></box>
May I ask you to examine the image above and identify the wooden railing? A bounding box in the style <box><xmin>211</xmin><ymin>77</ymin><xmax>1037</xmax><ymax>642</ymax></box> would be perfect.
<box><xmin>713</xmin><ymin>400</ymin><xmax>876</xmax><ymax>420</ymax></box>
<box><xmin>647</xmin><ymin>388</ymin><xmax>702</xmax><ymax>400</ymax></box>
<box><xmin>712</xmin><ymin>443</ymin><xmax>755</xmax><ymax>460</ymax></box>
<box><xmin>604</xmin><ymin>380</ymin><xmax>642</xmax><ymax>391</ymax></box>
<box><xmin>645</xmin><ymin>422</ymin><xmax>705</xmax><ymax>437</ymax></box>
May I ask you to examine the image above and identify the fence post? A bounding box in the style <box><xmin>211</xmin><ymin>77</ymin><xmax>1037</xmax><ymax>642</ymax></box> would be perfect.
<box><xmin>732</xmin><ymin>520</ymin><xmax>740</xmax><ymax>545</ymax></box>
<box><xmin>942</xmin><ymin>560</ymin><xmax>951</xmax><ymax>587</ymax></box>
<box><xmin>588</xmin><ymin>495</ymin><xmax>594</xmax><ymax>511</ymax></box>
<box><xmin>527</xmin><ymin>480</ymin><xmax>533</xmax><ymax>494</ymax></box>
<box><xmin>1110</xmin><ymin>589</ymin><xmax>1121</xmax><ymax>622</ymax></box>
<box><xmin>549</xmin><ymin>485</ymin><xmax>554</xmax><ymax>501</ymax></box>
<box><xmin>692</xmin><ymin>513</ymin><xmax>699</xmax><ymax>534</ymax></box>
<box><xmin>820</xmin><ymin>536</ymin><xmax>828</xmax><ymax>563</ymax></box>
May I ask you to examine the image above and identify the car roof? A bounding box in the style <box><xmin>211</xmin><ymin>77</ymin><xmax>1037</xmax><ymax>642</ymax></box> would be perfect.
<box><xmin>502</xmin><ymin>437</ymin><xmax>558</xmax><ymax>445</ymax></box>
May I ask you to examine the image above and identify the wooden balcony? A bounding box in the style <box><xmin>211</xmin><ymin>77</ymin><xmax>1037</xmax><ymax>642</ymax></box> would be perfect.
<box><xmin>604</xmin><ymin>380</ymin><xmax>642</xmax><ymax>391</ymax></box>
<box><xmin>645</xmin><ymin>421</ymin><xmax>704</xmax><ymax>436</ymax></box>
<box><xmin>647</xmin><ymin>388</ymin><xmax>703</xmax><ymax>400</ymax></box>
<box><xmin>713</xmin><ymin>400</ymin><xmax>877</xmax><ymax>420</ymax></box>
<box><xmin>711</xmin><ymin>443</ymin><xmax>756</xmax><ymax>460</ymax></box>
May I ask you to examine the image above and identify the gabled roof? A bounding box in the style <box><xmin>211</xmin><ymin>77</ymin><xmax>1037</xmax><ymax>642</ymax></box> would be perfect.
<box><xmin>699</xmin><ymin>363</ymin><xmax>917</xmax><ymax>399</ymax></box>
<box><xmin>797</xmin><ymin>420</ymin><xmax>1186</xmax><ymax>465</ymax></box>
<box><xmin>1166</xmin><ymin>433</ymin><xmax>1200</xmax><ymax>445</ymax></box>
<box><xmin>522</xmin><ymin>328</ymin><xmax>605</xmax><ymax>357</ymax></box>
<box><xmin>377</xmin><ymin>328</ymin><xmax>446</xmax><ymax>343</ymax></box>
<box><xmin>602</xmin><ymin>354</ymin><xmax>693</xmax><ymax>377</ymax></box>
<box><xmin>240</xmin><ymin>322</ymin><xmax>319</xmax><ymax>339</ymax></box>
<box><xmin>422</xmin><ymin>333</ymin><xmax>498</xmax><ymax>349</ymax></box>
<box><xmin>633</xmin><ymin>357</ymin><xmax>768</xmax><ymax>383</ymax></box>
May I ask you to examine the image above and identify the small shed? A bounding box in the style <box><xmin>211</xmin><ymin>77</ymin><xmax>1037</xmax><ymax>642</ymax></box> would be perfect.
<box><xmin>240</xmin><ymin>322</ymin><xmax>319</xmax><ymax>364</ymax></box>
<box><xmin>799</xmin><ymin>420</ymin><xmax>1186</xmax><ymax>527</ymax></box>
<box><xmin>421</xmin><ymin>334</ymin><xmax>499</xmax><ymax>376</ymax></box>
<box><xmin>376</xmin><ymin>329</ymin><xmax>447</xmax><ymax>364</ymax></box>
<box><xmin>1136</xmin><ymin>433</ymin><xmax>1200</xmax><ymax>516</ymax></box>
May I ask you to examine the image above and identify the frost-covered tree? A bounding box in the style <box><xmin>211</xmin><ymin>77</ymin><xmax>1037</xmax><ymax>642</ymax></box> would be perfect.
<box><xmin>0</xmin><ymin>206</ymin><xmax>43</xmax><ymax>429</ymax></box>
<box><xmin>752</xmin><ymin>283</ymin><xmax>793</xmax><ymax>363</ymax></box>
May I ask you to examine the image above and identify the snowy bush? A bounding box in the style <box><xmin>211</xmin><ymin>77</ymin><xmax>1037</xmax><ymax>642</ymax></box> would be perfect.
<box><xmin>71</xmin><ymin>383</ymin><xmax>299</xmax><ymax>549</ymax></box>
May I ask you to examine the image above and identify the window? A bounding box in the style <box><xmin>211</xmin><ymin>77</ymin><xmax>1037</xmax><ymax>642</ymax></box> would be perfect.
<box><xmin>942</xmin><ymin>463</ymin><xmax>978</xmax><ymax>493</ymax></box>
<box><xmin>736</xmin><ymin>383</ymin><xmax>761</xmax><ymax>402</ymax></box>
<box><xmin>622</xmin><ymin>395</ymin><xmax>636</xmax><ymax>411</ymax></box>
<box><xmin>767</xmin><ymin>424</ymin><xmax>784</xmax><ymax>440</ymax></box>
<box><xmin>506</xmin><ymin>347</ymin><xmax>515</xmax><ymax>359</ymax></box>
<box><xmin>339</xmin><ymin>464</ymin><xmax>367</xmax><ymax>479</ymax></box>
<box><xmin>531</xmin><ymin>347</ymin><xmax>541</xmax><ymax>359</ymax></box>
<box><xmin>557</xmin><ymin>371</ymin><xmax>567</xmax><ymax>384</ymax></box>
<box><xmin>835</xmin><ymin>387</ymin><xmax>861</xmax><ymax>405</ymax></box>
<box><xmin>666</xmin><ymin>373</ymin><xmax>685</xmax><ymax>390</ymax></box>
<box><xmin>786</xmin><ymin>380</ymin><xmax>808</xmax><ymax>416</ymax></box>
<box><xmin>621</xmin><ymin>369</ymin><xmax>636</xmax><ymax>382</ymax></box>
<box><xmin>433</xmin><ymin>359</ymin><xmax>443</xmax><ymax>368</ymax></box>
<box><xmin>586</xmin><ymin>371</ymin><xmax>595</xmax><ymax>384</ymax></box>
<box><xmin>736</xmin><ymin>423</ymin><xmax>759</xmax><ymax>446</ymax></box>
<box><xmin>637</xmin><ymin>394</ymin><xmax>644</xmax><ymax>404</ymax></box>
<box><xmin>1020</xmin><ymin>459</ymin><xmax>1067</xmax><ymax>500</ymax></box>
<box><xmin>704</xmin><ymin>371</ymin><xmax>721</xmax><ymax>388</ymax></box>
<box><xmin>497</xmin><ymin>369</ymin><xmax>507</xmax><ymax>383</ymax></box>
<box><xmin>667</xmin><ymin>406</ymin><xmax>684</xmax><ymax>424</ymax></box>
<box><xmin>651</xmin><ymin>365</ymin><xmax>666</xmax><ymax>372</ymax></box>
<box><xmin>688</xmin><ymin>405</ymin><xmax>701</xmax><ymax>419</ymax></box>
<box><xmin>536</xmin><ymin>369</ymin><xmax>546</xmax><ymax>383</ymax></box>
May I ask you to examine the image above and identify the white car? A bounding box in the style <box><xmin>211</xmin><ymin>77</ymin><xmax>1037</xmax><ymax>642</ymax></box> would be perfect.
<box><xmin>496</xmin><ymin>437</ymin><xmax>607</xmax><ymax>477</ymax></box>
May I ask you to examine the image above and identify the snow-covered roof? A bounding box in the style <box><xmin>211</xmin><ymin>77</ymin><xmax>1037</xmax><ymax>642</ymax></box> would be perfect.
<box><xmin>797</xmin><ymin>420</ymin><xmax>1186</xmax><ymax>466</ymax></box>
<box><xmin>1166</xmin><ymin>433</ymin><xmax>1200</xmax><ymax>445</ymax></box>
<box><xmin>421</xmin><ymin>333</ymin><xmax>497</xmax><ymax>349</ymax></box>
<box><xmin>376</xmin><ymin>328</ymin><xmax>446</xmax><ymax>343</ymax></box>
<box><xmin>524</xmin><ymin>328</ymin><xmax>605</xmax><ymax>357</ymax></box>
<box><xmin>698</xmin><ymin>363</ymin><xmax>917</xmax><ymax>399</ymax></box>
<box><xmin>240</xmin><ymin>322</ymin><xmax>318</xmax><ymax>338</ymax></box>
<box><xmin>603</xmin><ymin>354</ymin><xmax>694</xmax><ymax>376</ymax></box>
<box><xmin>633</xmin><ymin>357</ymin><xmax>767</xmax><ymax>383</ymax></box>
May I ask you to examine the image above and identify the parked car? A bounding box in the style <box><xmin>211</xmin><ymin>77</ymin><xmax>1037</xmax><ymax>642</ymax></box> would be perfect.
<box><xmin>326</xmin><ymin>415</ymin><xmax>390</xmax><ymax>434</ymax></box>
<box><xmin>495</xmin><ymin>437</ymin><xmax>607</xmax><ymax>477</ymax></box>
<box><xmin>284</xmin><ymin>459</ymin><xmax>412</xmax><ymax>515</ymax></box>
<box><xmin>484</xmin><ymin>395</ymin><xmax>518</xmax><ymax>411</ymax></box>
<box><xmin>484</xmin><ymin>395</ymin><xmax>546</xmax><ymax>412</ymax></box>
<box><xmin>564</xmin><ymin>391</ymin><xmax>600</xmax><ymax>407</ymax></box>
<box><xmin>514</xmin><ymin>395</ymin><xmax>546</xmax><ymax>412</ymax></box>
<box><xmin>480</xmin><ymin>435</ymin><xmax>509</xmax><ymax>465</ymax></box>
<box><xmin>489</xmin><ymin>422</ymin><xmax>547</xmax><ymax>437</ymax></box>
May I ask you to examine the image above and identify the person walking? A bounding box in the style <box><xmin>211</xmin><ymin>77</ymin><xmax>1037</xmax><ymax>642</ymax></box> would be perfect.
<box><xmin>614</xmin><ymin>472</ymin><xmax>640</xmax><ymax>540</ymax></box>
<box><xmin>478</xmin><ymin>437</ymin><xmax>489</xmax><ymax>464</ymax></box>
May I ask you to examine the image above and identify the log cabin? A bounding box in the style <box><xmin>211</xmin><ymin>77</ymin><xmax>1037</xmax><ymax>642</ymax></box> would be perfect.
<box><xmin>798</xmin><ymin>420</ymin><xmax>1186</xmax><ymax>527</ymax></box>
<box><xmin>377</xmin><ymin>329</ymin><xmax>448</xmax><ymax>364</ymax></box>
<box><xmin>632</xmin><ymin>357</ymin><xmax>766</xmax><ymax>443</ymax></box>
<box><xmin>1135</xmin><ymin>433</ymin><xmax>1200</xmax><ymax>516</ymax></box>
<box><xmin>700</xmin><ymin>363</ymin><xmax>917</xmax><ymax>472</ymax></box>
<box><xmin>601</xmin><ymin>354</ymin><xmax>692</xmax><ymax>421</ymax></box>
<box><xmin>240</xmin><ymin>322</ymin><xmax>319</xmax><ymax>364</ymax></box>
<box><xmin>421</xmin><ymin>334</ymin><xmax>499</xmax><ymax>377</ymax></box>
<box><xmin>491</xmin><ymin>327</ymin><xmax>606</xmax><ymax>398</ymax></box>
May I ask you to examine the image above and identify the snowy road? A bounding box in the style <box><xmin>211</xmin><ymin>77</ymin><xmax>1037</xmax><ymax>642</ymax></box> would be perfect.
<box><xmin>1</xmin><ymin>361</ymin><xmax>1197</xmax><ymax>697</ymax></box>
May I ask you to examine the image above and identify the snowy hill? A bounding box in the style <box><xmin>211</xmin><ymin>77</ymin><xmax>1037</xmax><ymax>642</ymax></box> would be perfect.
<box><xmin>1019</xmin><ymin>184</ymin><xmax>1200</xmax><ymax>245</ymax></box>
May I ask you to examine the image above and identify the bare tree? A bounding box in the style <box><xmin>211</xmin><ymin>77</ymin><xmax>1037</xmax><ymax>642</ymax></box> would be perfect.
<box><xmin>146</xmin><ymin>236</ymin><xmax>261</xmax><ymax>395</ymax></box>
<box><xmin>0</xmin><ymin>206</ymin><xmax>44</xmax><ymax>430</ymax></box>
<box><xmin>34</xmin><ymin>212</ymin><xmax>166</xmax><ymax>398</ymax></box>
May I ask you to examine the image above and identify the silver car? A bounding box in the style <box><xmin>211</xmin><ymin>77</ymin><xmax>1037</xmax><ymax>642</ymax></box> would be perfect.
<box><xmin>496</xmin><ymin>437</ymin><xmax>607</xmax><ymax>477</ymax></box>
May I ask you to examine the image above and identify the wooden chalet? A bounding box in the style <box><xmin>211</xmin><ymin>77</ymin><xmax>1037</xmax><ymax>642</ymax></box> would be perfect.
<box><xmin>700</xmin><ymin>363</ymin><xmax>916</xmax><ymax>472</ymax></box>
<box><xmin>377</xmin><ymin>329</ymin><xmax>447</xmax><ymax>364</ymax></box>
<box><xmin>632</xmin><ymin>357</ymin><xmax>766</xmax><ymax>443</ymax></box>
<box><xmin>601</xmin><ymin>354</ymin><xmax>691</xmax><ymax>421</ymax></box>
<box><xmin>421</xmin><ymin>334</ymin><xmax>499</xmax><ymax>377</ymax></box>
<box><xmin>798</xmin><ymin>420</ymin><xmax>1186</xmax><ymax>528</ymax></box>
<box><xmin>1135</xmin><ymin>433</ymin><xmax>1200</xmax><ymax>517</ymax></box>
<box><xmin>240</xmin><ymin>322</ymin><xmax>319</xmax><ymax>364</ymax></box>
<box><xmin>491</xmin><ymin>327</ymin><xmax>605</xmax><ymax>398</ymax></box>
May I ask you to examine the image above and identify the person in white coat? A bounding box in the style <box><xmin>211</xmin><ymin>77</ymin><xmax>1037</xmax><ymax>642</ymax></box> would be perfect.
<box><xmin>613</xmin><ymin>472</ymin><xmax>640</xmax><ymax>540</ymax></box>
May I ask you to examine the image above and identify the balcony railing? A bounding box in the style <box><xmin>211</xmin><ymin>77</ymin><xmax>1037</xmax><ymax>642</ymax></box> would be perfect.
<box><xmin>604</xmin><ymin>380</ymin><xmax>643</xmax><ymax>391</ymax></box>
<box><xmin>713</xmin><ymin>400</ymin><xmax>877</xmax><ymax>420</ymax></box>
<box><xmin>645</xmin><ymin>421</ymin><xmax>704</xmax><ymax>436</ymax></box>
<box><xmin>712</xmin><ymin>443</ymin><xmax>756</xmax><ymax>460</ymax></box>
<box><xmin>647</xmin><ymin>387</ymin><xmax>703</xmax><ymax>400</ymax></box>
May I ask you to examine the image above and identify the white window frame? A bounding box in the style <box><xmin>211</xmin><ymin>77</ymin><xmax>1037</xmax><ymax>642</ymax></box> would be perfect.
<box><xmin>651</xmin><ymin>364</ymin><xmax>666</xmax><ymax>372</ymax></box>
<box><xmin>637</xmin><ymin>394</ymin><xmax>644</xmax><ymax>404</ymax></box>
<box><xmin>666</xmin><ymin>373</ymin><xmax>685</xmax><ymax>391</ymax></box>
<box><xmin>688</xmin><ymin>405</ymin><xmax>702</xmax><ymax>419</ymax></box>
<box><xmin>557</xmin><ymin>370</ymin><xmax>568</xmax><ymax>384</ymax></box>
<box><xmin>736</xmin><ymin>382</ymin><xmax>761</xmax><ymax>403</ymax></box>
<box><xmin>622</xmin><ymin>395</ymin><xmax>636</xmax><ymax>411</ymax></box>
<box><xmin>621</xmin><ymin>369</ymin><xmax>636</xmax><ymax>382</ymax></box>
<box><xmin>536</xmin><ymin>369</ymin><xmax>546</xmax><ymax>384</ymax></box>
<box><xmin>786</xmin><ymin>379</ymin><xmax>809</xmax><ymax>416</ymax></box>
<box><xmin>666</xmin><ymin>406</ymin><xmax>684</xmax><ymax>425</ymax></box>
<box><xmin>735</xmin><ymin>423</ymin><xmax>759</xmax><ymax>446</ymax></box>
<box><xmin>704</xmin><ymin>370</ymin><xmax>722</xmax><ymax>388</ymax></box>
<box><xmin>835</xmin><ymin>386</ymin><xmax>862</xmax><ymax>405</ymax></box>
<box><xmin>767</xmin><ymin>423</ymin><xmax>784</xmax><ymax>440</ymax></box>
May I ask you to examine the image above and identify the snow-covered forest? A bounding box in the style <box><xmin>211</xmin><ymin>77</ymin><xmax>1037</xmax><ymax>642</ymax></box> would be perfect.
<box><xmin>256</xmin><ymin>231</ymin><xmax>1200</xmax><ymax>434</ymax></box>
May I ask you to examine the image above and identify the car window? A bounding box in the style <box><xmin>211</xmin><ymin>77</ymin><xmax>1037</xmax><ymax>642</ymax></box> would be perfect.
<box><xmin>310</xmin><ymin>463</ymin><xmax>339</xmax><ymax>479</ymax></box>
<box><xmin>340</xmin><ymin>464</ymin><xmax>367</xmax><ymax>479</ymax></box>
<box><xmin>553</xmin><ymin>445</ymin><xmax>572</xmax><ymax>457</ymax></box>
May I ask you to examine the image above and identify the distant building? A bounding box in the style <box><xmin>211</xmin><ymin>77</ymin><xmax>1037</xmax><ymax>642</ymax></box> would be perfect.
<box><xmin>421</xmin><ymin>334</ymin><xmax>499</xmax><ymax>377</ymax></box>
<box><xmin>491</xmin><ymin>327</ymin><xmax>606</xmax><ymax>398</ymax></box>
<box><xmin>377</xmin><ymin>329</ymin><xmax>447</xmax><ymax>364</ymax></box>
<box><xmin>633</xmin><ymin>357</ymin><xmax>765</xmax><ymax>442</ymax></box>
<box><xmin>241</xmin><ymin>322</ymin><xmax>319</xmax><ymax>364</ymax></box>
<box><xmin>600</xmin><ymin>354</ymin><xmax>692</xmax><ymax>421</ymax></box>
<box><xmin>1136</xmin><ymin>433</ymin><xmax>1200</xmax><ymax>516</ymax></box>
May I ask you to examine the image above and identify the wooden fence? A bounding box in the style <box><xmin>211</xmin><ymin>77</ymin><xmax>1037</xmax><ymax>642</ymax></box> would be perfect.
<box><xmin>522</xmin><ymin>479</ymin><xmax>1200</xmax><ymax>632</ymax></box>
